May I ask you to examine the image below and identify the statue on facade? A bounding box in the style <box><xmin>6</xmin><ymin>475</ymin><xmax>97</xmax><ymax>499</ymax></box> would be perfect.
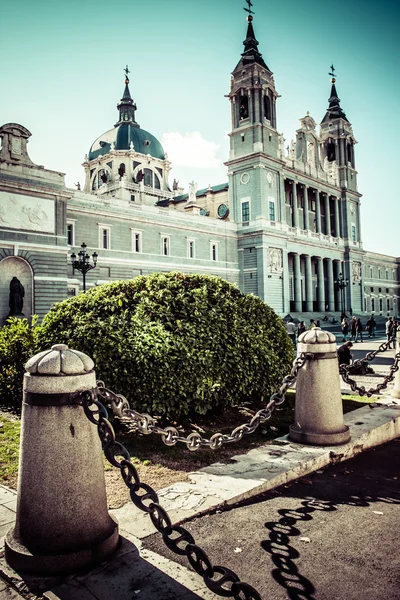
<box><xmin>172</xmin><ymin>179</ymin><xmax>179</xmax><ymax>191</ymax></box>
<box><xmin>188</xmin><ymin>181</ymin><xmax>198</xmax><ymax>203</ymax></box>
<box><xmin>9</xmin><ymin>277</ymin><xmax>25</xmax><ymax>316</ymax></box>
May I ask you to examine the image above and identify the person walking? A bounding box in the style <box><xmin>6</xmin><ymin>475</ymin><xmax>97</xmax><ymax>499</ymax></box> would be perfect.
<box><xmin>309</xmin><ymin>319</ymin><xmax>318</xmax><ymax>330</ymax></box>
<box><xmin>349</xmin><ymin>316</ymin><xmax>357</xmax><ymax>341</ymax></box>
<box><xmin>355</xmin><ymin>317</ymin><xmax>364</xmax><ymax>343</ymax></box>
<box><xmin>285</xmin><ymin>318</ymin><xmax>297</xmax><ymax>347</ymax></box>
<box><xmin>297</xmin><ymin>321</ymin><xmax>306</xmax><ymax>338</ymax></box>
<box><xmin>386</xmin><ymin>317</ymin><xmax>394</xmax><ymax>349</ymax></box>
<box><xmin>341</xmin><ymin>317</ymin><xmax>349</xmax><ymax>342</ymax></box>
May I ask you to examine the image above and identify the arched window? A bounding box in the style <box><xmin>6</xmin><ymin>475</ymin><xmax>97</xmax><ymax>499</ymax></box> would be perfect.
<box><xmin>326</xmin><ymin>139</ymin><xmax>336</xmax><ymax>162</ymax></box>
<box><xmin>347</xmin><ymin>143</ymin><xmax>352</xmax><ymax>164</ymax></box>
<box><xmin>239</xmin><ymin>95</ymin><xmax>249</xmax><ymax>120</ymax></box>
<box><xmin>264</xmin><ymin>95</ymin><xmax>271</xmax><ymax>121</ymax></box>
<box><xmin>154</xmin><ymin>174</ymin><xmax>161</xmax><ymax>189</ymax></box>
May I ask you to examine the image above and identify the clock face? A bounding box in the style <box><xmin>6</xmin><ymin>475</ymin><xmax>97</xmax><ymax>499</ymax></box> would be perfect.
<box><xmin>266</xmin><ymin>171</ymin><xmax>273</xmax><ymax>185</ymax></box>
<box><xmin>217</xmin><ymin>203</ymin><xmax>229</xmax><ymax>219</ymax></box>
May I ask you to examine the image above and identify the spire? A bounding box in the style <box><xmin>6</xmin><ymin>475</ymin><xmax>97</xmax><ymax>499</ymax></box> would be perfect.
<box><xmin>234</xmin><ymin>2</ymin><xmax>269</xmax><ymax>70</ymax></box>
<box><xmin>115</xmin><ymin>65</ymin><xmax>139</xmax><ymax>127</ymax></box>
<box><xmin>322</xmin><ymin>65</ymin><xmax>348</xmax><ymax>123</ymax></box>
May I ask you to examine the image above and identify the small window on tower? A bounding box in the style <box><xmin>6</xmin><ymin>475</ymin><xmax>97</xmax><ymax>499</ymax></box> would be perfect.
<box><xmin>239</xmin><ymin>95</ymin><xmax>249</xmax><ymax>120</ymax></box>
<box><xmin>264</xmin><ymin>95</ymin><xmax>271</xmax><ymax>121</ymax></box>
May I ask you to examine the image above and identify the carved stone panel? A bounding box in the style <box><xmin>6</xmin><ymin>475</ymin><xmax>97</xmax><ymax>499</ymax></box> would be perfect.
<box><xmin>352</xmin><ymin>261</ymin><xmax>361</xmax><ymax>282</ymax></box>
<box><xmin>268</xmin><ymin>248</ymin><xmax>283</xmax><ymax>273</ymax></box>
<box><xmin>0</xmin><ymin>191</ymin><xmax>55</xmax><ymax>234</ymax></box>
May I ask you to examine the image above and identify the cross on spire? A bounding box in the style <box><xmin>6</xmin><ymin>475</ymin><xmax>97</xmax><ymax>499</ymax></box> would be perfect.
<box><xmin>124</xmin><ymin>65</ymin><xmax>130</xmax><ymax>83</ymax></box>
<box><xmin>329</xmin><ymin>64</ymin><xmax>336</xmax><ymax>81</ymax></box>
<box><xmin>244</xmin><ymin>0</ymin><xmax>255</xmax><ymax>16</ymax></box>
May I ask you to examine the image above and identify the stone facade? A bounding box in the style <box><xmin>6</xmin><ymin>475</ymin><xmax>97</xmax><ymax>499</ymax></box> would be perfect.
<box><xmin>0</xmin><ymin>18</ymin><xmax>399</xmax><ymax>322</ymax></box>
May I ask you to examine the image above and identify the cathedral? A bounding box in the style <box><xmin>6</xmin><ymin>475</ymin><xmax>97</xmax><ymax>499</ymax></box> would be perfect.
<box><xmin>0</xmin><ymin>12</ymin><xmax>398</xmax><ymax>323</ymax></box>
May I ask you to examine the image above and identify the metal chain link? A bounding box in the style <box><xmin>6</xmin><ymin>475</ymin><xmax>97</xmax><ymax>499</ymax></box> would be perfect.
<box><xmin>93</xmin><ymin>353</ymin><xmax>309</xmax><ymax>452</ymax></box>
<box><xmin>339</xmin><ymin>336</ymin><xmax>400</xmax><ymax>397</ymax></box>
<box><xmin>77</xmin><ymin>389</ymin><xmax>262</xmax><ymax>600</ymax></box>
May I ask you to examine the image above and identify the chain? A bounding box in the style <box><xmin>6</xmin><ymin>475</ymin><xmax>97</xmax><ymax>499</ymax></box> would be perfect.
<box><xmin>77</xmin><ymin>390</ymin><xmax>262</xmax><ymax>600</ymax></box>
<box><xmin>93</xmin><ymin>353</ymin><xmax>309</xmax><ymax>452</ymax></box>
<box><xmin>339</xmin><ymin>336</ymin><xmax>400</xmax><ymax>397</ymax></box>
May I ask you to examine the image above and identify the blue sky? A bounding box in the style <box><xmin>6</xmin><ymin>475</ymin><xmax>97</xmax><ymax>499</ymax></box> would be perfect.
<box><xmin>1</xmin><ymin>0</ymin><xmax>399</xmax><ymax>256</ymax></box>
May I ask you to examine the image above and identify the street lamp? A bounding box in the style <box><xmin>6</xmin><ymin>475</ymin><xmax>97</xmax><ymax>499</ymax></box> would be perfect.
<box><xmin>70</xmin><ymin>242</ymin><xmax>98</xmax><ymax>292</ymax></box>
<box><xmin>335</xmin><ymin>272</ymin><xmax>349</xmax><ymax>315</ymax></box>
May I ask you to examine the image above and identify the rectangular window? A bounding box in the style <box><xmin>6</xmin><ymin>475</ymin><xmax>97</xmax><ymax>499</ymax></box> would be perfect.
<box><xmin>378</xmin><ymin>269</ymin><xmax>381</xmax><ymax>279</ymax></box>
<box><xmin>131</xmin><ymin>230</ymin><xmax>142</xmax><ymax>253</ymax></box>
<box><xmin>241</xmin><ymin>201</ymin><xmax>250</xmax><ymax>223</ymax></box>
<box><xmin>210</xmin><ymin>242</ymin><xmax>218</xmax><ymax>262</ymax></box>
<box><xmin>386</xmin><ymin>270</ymin><xmax>389</xmax><ymax>280</ymax></box>
<box><xmin>98</xmin><ymin>224</ymin><xmax>111</xmax><ymax>249</ymax></box>
<box><xmin>130</xmin><ymin>194</ymin><xmax>135</xmax><ymax>202</ymax></box>
<box><xmin>387</xmin><ymin>299</ymin><xmax>390</xmax><ymax>311</ymax></box>
<box><xmin>269</xmin><ymin>201</ymin><xmax>275</xmax><ymax>222</ymax></box>
<box><xmin>351</xmin><ymin>224</ymin><xmax>356</xmax><ymax>242</ymax></box>
<box><xmin>187</xmin><ymin>239</ymin><xmax>195</xmax><ymax>259</ymax></box>
<box><xmin>66</xmin><ymin>221</ymin><xmax>75</xmax><ymax>246</ymax></box>
<box><xmin>162</xmin><ymin>236</ymin><xmax>170</xmax><ymax>256</ymax></box>
<box><xmin>102</xmin><ymin>228</ymin><xmax>110</xmax><ymax>249</ymax></box>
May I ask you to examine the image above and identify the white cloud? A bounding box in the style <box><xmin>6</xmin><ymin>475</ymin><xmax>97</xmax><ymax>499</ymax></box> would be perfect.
<box><xmin>162</xmin><ymin>131</ymin><xmax>221</xmax><ymax>169</ymax></box>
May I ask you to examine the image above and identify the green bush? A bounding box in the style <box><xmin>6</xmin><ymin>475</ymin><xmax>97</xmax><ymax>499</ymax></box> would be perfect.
<box><xmin>36</xmin><ymin>273</ymin><xmax>295</xmax><ymax>418</ymax></box>
<box><xmin>0</xmin><ymin>317</ymin><xmax>38</xmax><ymax>410</ymax></box>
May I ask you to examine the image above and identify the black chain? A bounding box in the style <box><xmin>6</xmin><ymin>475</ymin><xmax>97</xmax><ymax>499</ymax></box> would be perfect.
<box><xmin>339</xmin><ymin>335</ymin><xmax>400</xmax><ymax>397</ymax></box>
<box><xmin>77</xmin><ymin>389</ymin><xmax>262</xmax><ymax>600</ymax></box>
<box><xmin>94</xmin><ymin>353</ymin><xmax>309</xmax><ymax>452</ymax></box>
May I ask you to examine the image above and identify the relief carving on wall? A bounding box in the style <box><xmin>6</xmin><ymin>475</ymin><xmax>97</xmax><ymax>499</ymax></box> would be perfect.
<box><xmin>352</xmin><ymin>261</ymin><xmax>361</xmax><ymax>282</ymax></box>
<box><xmin>268</xmin><ymin>248</ymin><xmax>283</xmax><ymax>273</ymax></box>
<box><xmin>0</xmin><ymin>191</ymin><xmax>55</xmax><ymax>234</ymax></box>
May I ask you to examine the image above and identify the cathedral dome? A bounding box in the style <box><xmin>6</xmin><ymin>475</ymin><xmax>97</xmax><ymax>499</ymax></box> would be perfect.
<box><xmin>89</xmin><ymin>124</ymin><xmax>165</xmax><ymax>161</ymax></box>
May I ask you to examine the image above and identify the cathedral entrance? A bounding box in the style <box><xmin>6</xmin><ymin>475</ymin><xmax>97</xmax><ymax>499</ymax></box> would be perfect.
<box><xmin>0</xmin><ymin>257</ymin><xmax>33</xmax><ymax>324</ymax></box>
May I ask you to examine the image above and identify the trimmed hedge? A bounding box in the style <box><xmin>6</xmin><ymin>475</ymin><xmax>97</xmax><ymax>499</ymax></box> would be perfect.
<box><xmin>36</xmin><ymin>273</ymin><xmax>294</xmax><ymax>418</ymax></box>
<box><xmin>0</xmin><ymin>317</ymin><xmax>37</xmax><ymax>410</ymax></box>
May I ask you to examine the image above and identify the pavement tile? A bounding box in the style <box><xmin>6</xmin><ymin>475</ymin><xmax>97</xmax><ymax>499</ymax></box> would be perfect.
<box><xmin>0</xmin><ymin>489</ymin><xmax>16</xmax><ymax>507</ymax></box>
<box><xmin>0</xmin><ymin>507</ymin><xmax>16</xmax><ymax>528</ymax></box>
<box><xmin>44</xmin><ymin>581</ymin><xmax>98</xmax><ymax>600</ymax></box>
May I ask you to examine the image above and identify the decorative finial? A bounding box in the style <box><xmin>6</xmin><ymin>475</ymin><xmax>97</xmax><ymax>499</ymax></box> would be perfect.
<box><xmin>124</xmin><ymin>65</ymin><xmax>130</xmax><ymax>84</ymax></box>
<box><xmin>329</xmin><ymin>63</ymin><xmax>336</xmax><ymax>83</ymax></box>
<box><xmin>244</xmin><ymin>0</ymin><xmax>255</xmax><ymax>20</ymax></box>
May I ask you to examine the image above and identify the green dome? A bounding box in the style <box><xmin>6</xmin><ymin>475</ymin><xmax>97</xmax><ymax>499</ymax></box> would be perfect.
<box><xmin>89</xmin><ymin>123</ymin><xmax>165</xmax><ymax>161</ymax></box>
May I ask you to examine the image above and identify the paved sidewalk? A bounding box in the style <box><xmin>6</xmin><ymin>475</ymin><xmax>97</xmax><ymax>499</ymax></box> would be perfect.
<box><xmin>0</xmin><ymin>390</ymin><xmax>399</xmax><ymax>599</ymax></box>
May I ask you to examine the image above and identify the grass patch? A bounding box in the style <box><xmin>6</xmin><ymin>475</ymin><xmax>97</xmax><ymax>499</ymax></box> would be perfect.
<box><xmin>0</xmin><ymin>417</ymin><xmax>20</xmax><ymax>488</ymax></box>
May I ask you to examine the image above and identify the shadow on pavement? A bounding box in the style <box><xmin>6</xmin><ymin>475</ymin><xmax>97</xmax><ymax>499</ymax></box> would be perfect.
<box><xmin>260</xmin><ymin>445</ymin><xmax>400</xmax><ymax>600</ymax></box>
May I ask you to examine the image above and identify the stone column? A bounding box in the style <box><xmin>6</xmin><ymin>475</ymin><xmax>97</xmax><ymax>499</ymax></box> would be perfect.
<box><xmin>289</xmin><ymin>328</ymin><xmax>350</xmax><ymax>446</ymax></box>
<box><xmin>324</xmin><ymin>193</ymin><xmax>331</xmax><ymax>236</ymax></box>
<box><xmin>294</xmin><ymin>252</ymin><xmax>302</xmax><ymax>311</ymax></box>
<box><xmin>316</xmin><ymin>257</ymin><xmax>325</xmax><ymax>312</ymax></box>
<box><xmin>315</xmin><ymin>190</ymin><xmax>322</xmax><ymax>233</ymax></box>
<box><xmin>326</xmin><ymin>258</ymin><xmax>335</xmax><ymax>312</ymax></box>
<box><xmin>5</xmin><ymin>345</ymin><xmax>119</xmax><ymax>575</ymax></box>
<box><xmin>333</xmin><ymin>260</ymin><xmax>341</xmax><ymax>311</ymax></box>
<box><xmin>303</xmin><ymin>186</ymin><xmax>309</xmax><ymax>230</ymax></box>
<box><xmin>305</xmin><ymin>254</ymin><xmax>313</xmax><ymax>312</ymax></box>
<box><xmin>334</xmin><ymin>196</ymin><xmax>341</xmax><ymax>238</ymax></box>
<box><xmin>292</xmin><ymin>181</ymin><xmax>299</xmax><ymax>228</ymax></box>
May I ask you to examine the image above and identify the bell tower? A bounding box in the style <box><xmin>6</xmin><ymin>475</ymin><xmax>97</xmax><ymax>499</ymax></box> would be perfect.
<box><xmin>227</xmin><ymin>9</ymin><xmax>280</xmax><ymax>162</ymax></box>
<box><xmin>226</xmin><ymin>3</ymin><xmax>282</xmax><ymax>227</ymax></box>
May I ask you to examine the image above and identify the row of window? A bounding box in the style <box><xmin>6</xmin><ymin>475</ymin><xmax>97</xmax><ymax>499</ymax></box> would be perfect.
<box><xmin>366</xmin><ymin>298</ymin><xmax>396</xmax><ymax>313</ymax></box>
<box><xmin>366</xmin><ymin>266</ymin><xmax>396</xmax><ymax>281</ymax></box>
<box><xmin>67</xmin><ymin>222</ymin><xmax>220</xmax><ymax>261</ymax></box>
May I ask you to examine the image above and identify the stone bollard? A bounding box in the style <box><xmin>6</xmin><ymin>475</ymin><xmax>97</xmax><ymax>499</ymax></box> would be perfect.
<box><xmin>392</xmin><ymin>329</ymin><xmax>400</xmax><ymax>399</ymax></box>
<box><xmin>5</xmin><ymin>344</ymin><xmax>119</xmax><ymax>575</ymax></box>
<box><xmin>289</xmin><ymin>328</ymin><xmax>351</xmax><ymax>446</ymax></box>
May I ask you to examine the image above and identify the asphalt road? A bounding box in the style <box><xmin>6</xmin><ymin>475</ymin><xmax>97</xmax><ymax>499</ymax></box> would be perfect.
<box><xmin>143</xmin><ymin>439</ymin><xmax>400</xmax><ymax>600</ymax></box>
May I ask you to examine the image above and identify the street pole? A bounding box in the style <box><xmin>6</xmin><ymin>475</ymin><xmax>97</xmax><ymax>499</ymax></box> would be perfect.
<box><xmin>70</xmin><ymin>243</ymin><xmax>98</xmax><ymax>292</ymax></box>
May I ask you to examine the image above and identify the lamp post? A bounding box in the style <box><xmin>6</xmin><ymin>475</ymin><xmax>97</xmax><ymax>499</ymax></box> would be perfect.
<box><xmin>70</xmin><ymin>242</ymin><xmax>98</xmax><ymax>292</ymax></box>
<box><xmin>335</xmin><ymin>272</ymin><xmax>349</xmax><ymax>315</ymax></box>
